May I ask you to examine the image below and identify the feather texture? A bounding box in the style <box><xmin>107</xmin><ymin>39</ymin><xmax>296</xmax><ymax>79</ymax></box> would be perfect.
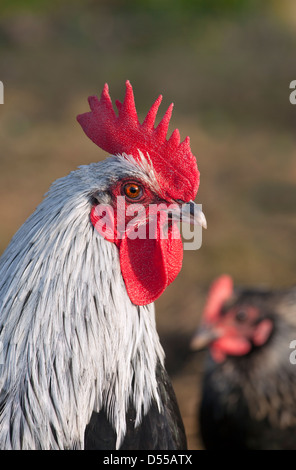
<box><xmin>0</xmin><ymin>161</ymin><xmax>165</xmax><ymax>449</ymax></box>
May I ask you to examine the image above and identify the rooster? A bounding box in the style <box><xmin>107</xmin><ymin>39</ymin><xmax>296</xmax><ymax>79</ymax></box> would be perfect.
<box><xmin>0</xmin><ymin>81</ymin><xmax>206</xmax><ymax>450</ymax></box>
<box><xmin>191</xmin><ymin>275</ymin><xmax>296</xmax><ymax>450</ymax></box>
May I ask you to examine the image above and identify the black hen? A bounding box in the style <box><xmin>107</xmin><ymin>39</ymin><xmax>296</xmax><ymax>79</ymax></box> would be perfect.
<box><xmin>191</xmin><ymin>275</ymin><xmax>296</xmax><ymax>450</ymax></box>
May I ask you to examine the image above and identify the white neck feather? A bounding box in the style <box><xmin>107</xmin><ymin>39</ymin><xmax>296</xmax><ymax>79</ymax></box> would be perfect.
<box><xmin>0</xmin><ymin>168</ymin><xmax>165</xmax><ymax>449</ymax></box>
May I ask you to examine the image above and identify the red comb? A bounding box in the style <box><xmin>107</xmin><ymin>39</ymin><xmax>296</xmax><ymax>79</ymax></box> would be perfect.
<box><xmin>77</xmin><ymin>80</ymin><xmax>199</xmax><ymax>202</ymax></box>
<box><xmin>203</xmin><ymin>275</ymin><xmax>233</xmax><ymax>323</ymax></box>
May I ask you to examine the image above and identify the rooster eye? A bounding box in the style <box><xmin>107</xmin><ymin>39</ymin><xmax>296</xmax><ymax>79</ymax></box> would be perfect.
<box><xmin>123</xmin><ymin>183</ymin><xmax>143</xmax><ymax>200</ymax></box>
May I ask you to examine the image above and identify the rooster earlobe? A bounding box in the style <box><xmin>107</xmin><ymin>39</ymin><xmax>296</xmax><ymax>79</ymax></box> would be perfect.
<box><xmin>90</xmin><ymin>205</ymin><xmax>119</xmax><ymax>244</ymax></box>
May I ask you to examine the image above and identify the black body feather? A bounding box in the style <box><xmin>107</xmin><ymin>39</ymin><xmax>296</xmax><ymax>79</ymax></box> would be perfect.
<box><xmin>84</xmin><ymin>363</ymin><xmax>187</xmax><ymax>450</ymax></box>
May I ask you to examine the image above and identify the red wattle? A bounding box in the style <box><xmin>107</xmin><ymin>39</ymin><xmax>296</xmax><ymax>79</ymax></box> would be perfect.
<box><xmin>211</xmin><ymin>336</ymin><xmax>251</xmax><ymax>363</ymax></box>
<box><xmin>119</xmin><ymin>224</ymin><xmax>183</xmax><ymax>305</ymax></box>
<box><xmin>91</xmin><ymin>206</ymin><xmax>183</xmax><ymax>305</ymax></box>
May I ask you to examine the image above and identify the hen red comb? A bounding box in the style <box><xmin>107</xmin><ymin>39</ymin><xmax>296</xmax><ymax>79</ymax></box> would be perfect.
<box><xmin>203</xmin><ymin>275</ymin><xmax>234</xmax><ymax>323</ymax></box>
<box><xmin>77</xmin><ymin>80</ymin><xmax>199</xmax><ymax>202</ymax></box>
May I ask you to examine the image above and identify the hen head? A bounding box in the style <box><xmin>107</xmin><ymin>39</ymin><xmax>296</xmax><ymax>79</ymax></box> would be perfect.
<box><xmin>77</xmin><ymin>81</ymin><xmax>206</xmax><ymax>306</ymax></box>
<box><xmin>190</xmin><ymin>275</ymin><xmax>274</xmax><ymax>363</ymax></box>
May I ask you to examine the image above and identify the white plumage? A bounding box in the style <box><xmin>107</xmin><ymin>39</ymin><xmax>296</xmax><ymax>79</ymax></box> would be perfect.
<box><xmin>0</xmin><ymin>81</ymin><xmax>204</xmax><ymax>450</ymax></box>
<box><xmin>0</xmin><ymin>158</ymin><xmax>164</xmax><ymax>449</ymax></box>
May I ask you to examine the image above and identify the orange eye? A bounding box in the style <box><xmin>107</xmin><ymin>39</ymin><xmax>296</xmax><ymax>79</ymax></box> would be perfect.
<box><xmin>123</xmin><ymin>183</ymin><xmax>143</xmax><ymax>199</ymax></box>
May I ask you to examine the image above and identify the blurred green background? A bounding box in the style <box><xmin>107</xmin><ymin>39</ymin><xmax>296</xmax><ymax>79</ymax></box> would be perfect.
<box><xmin>1</xmin><ymin>0</ymin><xmax>296</xmax><ymax>449</ymax></box>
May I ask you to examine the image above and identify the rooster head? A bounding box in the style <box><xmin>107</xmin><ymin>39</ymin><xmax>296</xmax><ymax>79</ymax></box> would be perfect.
<box><xmin>190</xmin><ymin>275</ymin><xmax>274</xmax><ymax>363</ymax></box>
<box><xmin>77</xmin><ymin>81</ymin><xmax>206</xmax><ymax>306</ymax></box>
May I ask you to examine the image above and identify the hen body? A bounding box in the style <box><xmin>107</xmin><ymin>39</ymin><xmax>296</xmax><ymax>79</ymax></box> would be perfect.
<box><xmin>193</xmin><ymin>277</ymin><xmax>296</xmax><ymax>450</ymax></box>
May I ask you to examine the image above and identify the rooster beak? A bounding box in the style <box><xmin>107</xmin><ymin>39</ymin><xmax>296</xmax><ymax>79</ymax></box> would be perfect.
<box><xmin>190</xmin><ymin>325</ymin><xmax>221</xmax><ymax>351</ymax></box>
<box><xmin>182</xmin><ymin>201</ymin><xmax>207</xmax><ymax>228</ymax></box>
<box><xmin>167</xmin><ymin>201</ymin><xmax>207</xmax><ymax>229</ymax></box>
